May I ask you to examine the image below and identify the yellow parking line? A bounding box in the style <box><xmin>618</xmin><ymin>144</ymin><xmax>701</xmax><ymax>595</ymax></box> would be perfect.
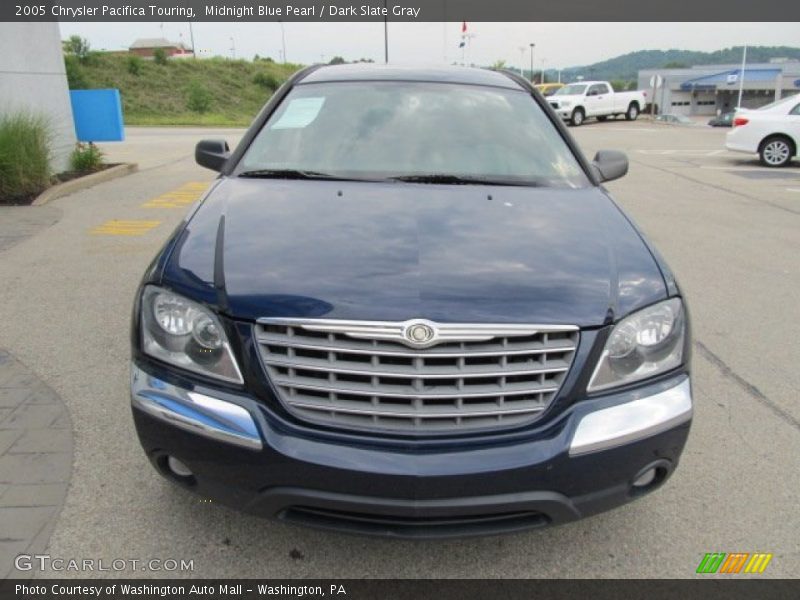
<box><xmin>90</xmin><ymin>220</ymin><xmax>161</xmax><ymax>236</ymax></box>
<box><xmin>142</xmin><ymin>181</ymin><xmax>209</xmax><ymax>208</ymax></box>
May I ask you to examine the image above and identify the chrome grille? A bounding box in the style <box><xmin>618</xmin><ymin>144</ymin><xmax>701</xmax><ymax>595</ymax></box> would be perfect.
<box><xmin>255</xmin><ymin>318</ymin><xmax>579</xmax><ymax>434</ymax></box>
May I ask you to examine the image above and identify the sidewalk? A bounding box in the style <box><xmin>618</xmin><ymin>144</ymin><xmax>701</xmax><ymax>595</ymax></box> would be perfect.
<box><xmin>0</xmin><ymin>205</ymin><xmax>74</xmax><ymax>579</ymax></box>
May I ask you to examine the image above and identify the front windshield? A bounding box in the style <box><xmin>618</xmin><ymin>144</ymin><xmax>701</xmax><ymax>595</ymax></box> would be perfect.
<box><xmin>554</xmin><ymin>84</ymin><xmax>587</xmax><ymax>96</ymax></box>
<box><xmin>238</xmin><ymin>81</ymin><xmax>589</xmax><ymax>188</ymax></box>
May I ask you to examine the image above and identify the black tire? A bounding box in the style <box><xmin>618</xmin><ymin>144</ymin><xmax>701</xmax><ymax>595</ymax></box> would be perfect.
<box><xmin>570</xmin><ymin>108</ymin><xmax>585</xmax><ymax>126</ymax></box>
<box><xmin>625</xmin><ymin>103</ymin><xmax>639</xmax><ymax>121</ymax></box>
<box><xmin>759</xmin><ymin>135</ymin><xmax>794</xmax><ymax>167</ymax></box>
<box><xmin>597</xmin><ymin>115</ymin><xmax>608</xmax><ymax>122</ymax></box>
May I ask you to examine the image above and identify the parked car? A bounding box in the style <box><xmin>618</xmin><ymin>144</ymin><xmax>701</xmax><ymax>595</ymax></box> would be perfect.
<box><xmin>655</xmin><ymin>113</ymin><xmax>696</xmax><ymax>126</ymax></box>
<box><xmin>726</xmin><ymin>94</ymin><xmax>800</xmax><ymax>167</ymax></box>
<box><xmin>708</xmin><ymin>112</ymin><xmax>735</xmax><ymax>127</ymax></box>
<box><xmin>131</xmin><ymin>65</ymin><xmax>692</xmax><ymax>538</ymax></box>
<box><xmin>547</xmin><ymin>81</ymin><xmax>647</xmax><ymax>126</ymax></box>
<box><xmin>534</xmin><ymin>82</ymin><xmax>564</xmax><ymax>97</ymax></box>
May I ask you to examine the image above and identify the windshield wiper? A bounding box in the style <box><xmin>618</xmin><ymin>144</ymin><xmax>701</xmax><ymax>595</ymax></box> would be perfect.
<box><xmin>387</xmin><ymin>174</ymin><xmax>540</xmax><ymax>187</ymax></box>
<box><xmin>238</xmin><ymin>169</ymin><xmax>354</xmax><ymax>181</ymax></box>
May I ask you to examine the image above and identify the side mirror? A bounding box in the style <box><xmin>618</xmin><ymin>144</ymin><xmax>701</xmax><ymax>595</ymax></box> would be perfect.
<box><xmin>591</xmin><ymin>150</ymin><xmax>628</xmax><ymax>183</ymax></box>
<box><xmin>195</xmin><ymin>139</ymin><xmax>230</xmax><ymax>172</ymax></box>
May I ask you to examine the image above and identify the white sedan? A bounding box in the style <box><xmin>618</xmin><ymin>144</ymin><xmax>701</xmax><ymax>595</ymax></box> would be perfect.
<box><xmin>726</xmin><ymin>94</ymin><xmax>800</xmax><ymax>167</ymax></box>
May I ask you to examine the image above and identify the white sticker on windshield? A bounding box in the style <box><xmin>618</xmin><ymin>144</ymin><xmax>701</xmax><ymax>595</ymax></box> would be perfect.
<box><xmin>270</xmin><ymin>97</ymin><xmax>326</xmax><ymax>129</ymax></box>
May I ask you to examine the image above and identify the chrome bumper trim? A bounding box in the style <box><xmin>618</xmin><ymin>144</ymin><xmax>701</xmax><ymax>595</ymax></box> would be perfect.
<box><xmin>131</xmin><ymin>364</ymin><xmax>262</xmax><ymax>450</ymax></box>
<box><xmin>569</xmin><ymin>377</ymin><xmax>692</xmax><ymax>456</ymax></box>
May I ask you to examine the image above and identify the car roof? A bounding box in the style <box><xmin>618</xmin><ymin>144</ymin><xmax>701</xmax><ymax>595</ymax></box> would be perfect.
<box><xmin>300</xmin><ymin>64</ymin><xmax>524</xmax><ymax>90</ymax></box>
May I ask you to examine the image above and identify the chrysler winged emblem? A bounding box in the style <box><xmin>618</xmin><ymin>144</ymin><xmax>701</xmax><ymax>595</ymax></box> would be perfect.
<box><xmin>403</xmin><ymin>321</ymin><xmax>436</xmax><ymax>347</ymax></box>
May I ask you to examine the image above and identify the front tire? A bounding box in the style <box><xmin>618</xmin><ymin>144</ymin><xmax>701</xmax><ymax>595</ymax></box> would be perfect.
<box><xmin>759</xmin><ymin>135</ymin><xmax>794</xmax><ymax>167</ymax></box>
<box><xmin>625</xmin><ymin>103</ymin><xmax>639</xmax><ymax>121</ymax></box>
<box><xmin>570</xmin><ymin>108</ymin><xmax>585</xmax><ymax>126</ymax></box>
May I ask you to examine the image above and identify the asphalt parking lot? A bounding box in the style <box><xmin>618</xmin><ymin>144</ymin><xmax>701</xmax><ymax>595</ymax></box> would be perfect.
<box><xmin>0</xmin><ymin>120</ymin><xmax>798</xmax><ymax>578</ymax></box>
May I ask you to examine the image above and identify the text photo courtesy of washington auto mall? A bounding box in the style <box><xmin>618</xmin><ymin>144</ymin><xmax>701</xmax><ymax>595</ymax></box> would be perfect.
<box><xmin>0</xmin><ymin>0</ymin><xmax>799</xmax><ymax>598</ymax></box>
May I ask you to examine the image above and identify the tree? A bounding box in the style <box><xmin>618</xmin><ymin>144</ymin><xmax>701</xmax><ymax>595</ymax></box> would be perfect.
<box><xmin>328</xmin><ymin>56</ymin><xmax>346</xmax><ymax>65</ymax></box>
<box><xmin>663</xmin><ymin>61</ymin><xmax>688</xmax><ymax>69</ymax></box>
<box><xmin>491</xmin><ymin>59</ymin><xmax>507</xmax><ymax>70</ymax></box>
<box><xmin>153</xmin><ymin>48</ymin><xmax>168</xmax><ymax>66</ymax></box>
<box><xmin>63</xmin><ymin>35</ymin><xmax>92</xmax><ymax>65</ymax></box>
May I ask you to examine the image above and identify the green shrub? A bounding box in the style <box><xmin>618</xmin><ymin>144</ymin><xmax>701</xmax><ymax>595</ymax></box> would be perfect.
<box><xmin>64</xmin><ymin>55</ymin><xmax>88</xmax><ymax>89</ymax></box>
<box><xmin>186</xmin><ymin>80</ymin><xmax>212</xmax><ymax>113</ymax></box>
<box><xmin>0</xmin><ymin>113</ymin><xmax>51</xmax><ymax>203</ymax></box>
<box><xmin>252</xmin><ymin>71</ymin><xmax>280</xmax><ymax>91</ymax></box>
<box><xmin>126</xmin><ymin>55</ymin><xmax>143</xmax><ymax>76</ymax></box>
<box><xmin>153</xmin><ymin>48</ymin><xmax>168</xmax><ymax>66</ymax></box>
<box><xmin>69</xmin><ymin>142</ymin><xmax>104</xmax><ymax>172</ymax></box>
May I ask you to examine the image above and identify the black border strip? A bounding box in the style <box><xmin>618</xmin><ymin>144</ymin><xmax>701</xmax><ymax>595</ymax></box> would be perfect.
<box><xmin>2</xmin><ymin>579</ymin><xmax>799</xmax><ymax>599</ymax></box>
<box><xmin>3</xmin><ymin>0</ymin><xmax>799</xmax><ymax>22</ymax></box>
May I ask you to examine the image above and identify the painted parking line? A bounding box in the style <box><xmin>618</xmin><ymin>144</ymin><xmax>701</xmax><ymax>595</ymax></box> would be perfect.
<box><xmin>141</xmin><ymin>181</ymin><xmax>209</xmax><ymax>208</ymax></box>
<box><xmin>90</xmin><ymin>220</ymin><xmax>161</xmax><ymax>236</ymax></box>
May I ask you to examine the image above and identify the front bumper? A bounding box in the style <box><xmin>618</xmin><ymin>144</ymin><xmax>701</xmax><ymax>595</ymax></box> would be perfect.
<box><xmin>131</xmin><ymin>361</ymin><xmax>692</xmax><ymax>538</ymax></box>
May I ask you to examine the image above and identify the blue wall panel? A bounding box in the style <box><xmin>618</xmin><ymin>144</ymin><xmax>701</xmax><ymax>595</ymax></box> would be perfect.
<box><xmin>69</xmin><ymin>89</ymin><xmax>125</xmax><ymax>142</ymax></box>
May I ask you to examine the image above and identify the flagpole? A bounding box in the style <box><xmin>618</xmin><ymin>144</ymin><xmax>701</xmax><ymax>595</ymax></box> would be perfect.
<box><xmin>737</xmin><ymin>45</ymin><xmax>747</xmax><ymax>109</ymax></box>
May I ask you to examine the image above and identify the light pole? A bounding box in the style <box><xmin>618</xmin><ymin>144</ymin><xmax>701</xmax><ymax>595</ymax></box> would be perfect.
<box><xmin>383</xmin><ymin>0</ymin><xmax>388</xmax><ymax>63</ymax></box>
<box><xmin>518</xmin><ymin>47</ymin><xmax>526</xmax><ymax>77</ymax></box>
<box><xmin>188</xmin><ymin>22</ymin><xmax>196</xmax><ymax>59</ymax></box>
<box><xmin>529</xmin><ymin>43</ymin><xmax>535</xmax><ymax>83</ymax></box>
<box><xmin>229</xmin><ymin>36</ymin><xmax>236</xmax><ymax>60</ymax></box>
<box><xmin>278</xmin><ymin>21</ymin><xmax>286</xmax><ymax>64</ymax></box>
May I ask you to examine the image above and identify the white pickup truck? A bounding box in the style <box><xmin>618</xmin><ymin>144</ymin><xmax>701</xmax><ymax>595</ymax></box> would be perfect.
<box><xmin>546</xmin><ymin>81</ymin><xmax>647</xmax><ymax>126</ymax></box>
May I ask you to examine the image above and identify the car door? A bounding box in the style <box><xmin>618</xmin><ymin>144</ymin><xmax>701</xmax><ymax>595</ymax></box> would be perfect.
<box><xmin>584</xmin><ymin>84</ymin><xmax>604</xmax><ymax>117</ymax></box>
<box><xmin>594</xmin><ymin>83</ymin><xmax>613</xmax><ymax>114</ymax></box>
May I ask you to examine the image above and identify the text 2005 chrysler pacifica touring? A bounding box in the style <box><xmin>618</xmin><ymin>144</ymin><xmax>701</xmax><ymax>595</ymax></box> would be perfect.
<box><xmin>130</xmin><ymin>65</ymin><xmax>692</xmax><ymax>538</ymax></box>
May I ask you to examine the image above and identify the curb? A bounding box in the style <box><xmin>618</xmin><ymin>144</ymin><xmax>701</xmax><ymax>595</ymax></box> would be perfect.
<box><xmin>32</xmin><ymin>163</ymin><xmax>139</xmax><ymax>206</ymax></box>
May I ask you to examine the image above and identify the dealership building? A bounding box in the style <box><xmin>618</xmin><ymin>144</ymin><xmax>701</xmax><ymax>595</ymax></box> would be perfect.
<box><xmin>638</xmin><ymin>60</ymin><xmax>800</xmax><ymax>116</ymax></box>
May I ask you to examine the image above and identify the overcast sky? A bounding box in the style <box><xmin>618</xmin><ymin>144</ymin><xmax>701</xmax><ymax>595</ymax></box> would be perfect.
<box><xmin>59</xmin><ymin>22</ymin><xmax>800</xmax><ymax>69</ymax></box>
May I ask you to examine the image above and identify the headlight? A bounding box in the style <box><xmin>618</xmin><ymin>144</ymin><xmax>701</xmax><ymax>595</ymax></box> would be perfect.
<box><xmin>588</xmin><ymin>298</ymin><xmax>685</xmax><ymax>392</ymax></box>
<box><xmin>140</xmin><ymin>286</ymin><xmax>243</xmax><ymax>384</ymax></box>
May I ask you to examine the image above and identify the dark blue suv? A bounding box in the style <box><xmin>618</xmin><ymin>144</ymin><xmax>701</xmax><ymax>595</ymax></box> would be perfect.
<box><xmin>130</xmin><ymin>65</ymin><xmax>692</xmax><ymax>538</ymax></box>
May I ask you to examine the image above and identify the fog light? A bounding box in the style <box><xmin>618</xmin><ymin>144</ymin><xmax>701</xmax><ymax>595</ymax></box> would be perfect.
<box><xmin>632</xmin><ymin>468</ymin><xmax>657</xmax><ymax>488</ymax></box>
<box><xmin>167</xmin><ymin>456</ymin><xmax>193</xmax><ymax>478</ymax></box>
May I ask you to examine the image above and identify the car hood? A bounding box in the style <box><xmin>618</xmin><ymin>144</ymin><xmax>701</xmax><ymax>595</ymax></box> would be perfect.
<box><xmin>162</xmin><ymin>178</ymin><xmax>667</xmax><ymax>327</ymax></box>
<box><xmin>549</xmin><ymin>95</ymin><xmax>581</xmax><ymax>103</ymax></box>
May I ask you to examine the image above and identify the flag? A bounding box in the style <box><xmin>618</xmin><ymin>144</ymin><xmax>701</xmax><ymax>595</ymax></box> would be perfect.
<box><xmin>459</xmin><ymin>21</ymin><xmax>467</xmax><ymax>47</ymax></box>
<box><xmin>462</xmin><ymin>21</ymin><xmax>467</xmax><ymax>33</ymax></box>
